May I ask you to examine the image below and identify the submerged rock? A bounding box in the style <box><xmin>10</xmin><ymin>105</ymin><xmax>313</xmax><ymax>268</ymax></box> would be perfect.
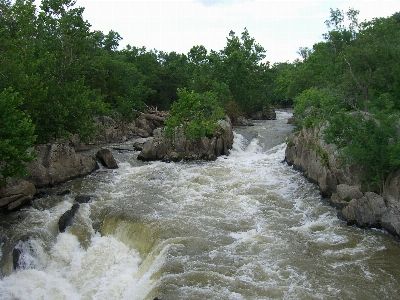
<box><xmin>75</xmin><ymin>194</ymin><xmax>95</xmax><ymax>204</ymax></box>
<box><xmin>58</xmin><ymin>203</ymin><xmax>80</xmax><ymax>232</ymax></box>
<box><xmin>57</xmin><ymin>189</ymin><xmax>71</xmax><ymax>196</ymax></box>
<box><xmin>12</xmin><ymin>236</ymin><xmax>31</xmax><ymax>270</ymax></box>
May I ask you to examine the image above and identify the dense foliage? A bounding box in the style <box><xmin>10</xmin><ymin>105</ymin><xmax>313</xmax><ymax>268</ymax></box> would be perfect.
<box><xmin>164</xmin><ymin>88</ymin><xmax>225</xmax><ymax>140</ymax></box>
<box><xmin>1</xmin><ymin>0</ymin><xmax>275</xmax><ymax>185</ymax></box>
<box><xmin>2</xmin><ymin>0</ymin><xmax>398</xmax><ymax>192</ymax></box>
<box><xmin>0</xmin><ymin>88</ymin><xmax>37</xmax><ymax>188</ymax></box>
<box><xmin>287</xmin><ymin>9</ymin><xmax>400</xmax><ymax>192</ymax></box>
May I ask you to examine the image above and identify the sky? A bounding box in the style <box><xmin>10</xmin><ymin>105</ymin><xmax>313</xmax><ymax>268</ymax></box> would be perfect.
<box><xmin>75</xmin><ymin>0</ymin><xmax>400</xmax><ymax>63</ymax></box>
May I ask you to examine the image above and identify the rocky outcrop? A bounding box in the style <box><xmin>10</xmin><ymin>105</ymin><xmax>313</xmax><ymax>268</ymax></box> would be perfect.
<box><xmin>250</xmin><ymin>107</ymin><xmax>276</xmax><ymax>120</ymax></box>
<box><xmin>91</xmin><ymin>116</ymin><xmax>136</xmax><ymax>144</ymax></box>
<box><xmin>87</xmin><ymin>110</ymin><xmax>168</xmax><ymax>144</ymax></box>
<box><xmin>26</xmin><ymin>143</ymin><xmax>98</xmax><ymax>188</ymax></box>
<box><xmin>0</xmin><ymin>179</ymin><xmax>36</xmax><ymax>211</ymax></box>
<box><xmin>340</xmin><ymin>192</ymin><xmax>388</xmax><ymax>228</ymax></box>
<box><xmin>287</xmin><ymin>116</ymin><xmax>295</xmax><ymax>124</ymax></box>
<box><xmin>96</xmin><ymin>149</ymin><xmax>118</xmax><ymax>169</ymax></box>
<box><xmin>286</xmin><ymin>125</ymin><xmax>400</xmax><ymax>237</ymax></box>
<box><xmin>381</xmin><ymin>168</ymin><xmax>400</xmax><ymax>236</ymax></box>
<box><xmin>233</xmin><ymin>116</ymin><xmax>254</xmax><ymax>126</ymax></box>
<box><xmin>285</xmin><ymin>126</ymin><xmax>363</xmax><ymax>197</ymax></box>
<box><xmin>138</xmin><ymin>118</ymin><xmax>234</xmax><ymax>162</ymax></box>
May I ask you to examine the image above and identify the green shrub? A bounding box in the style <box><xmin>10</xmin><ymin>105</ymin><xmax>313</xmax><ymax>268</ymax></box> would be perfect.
<box><xmin>164</xmin><ymin>88</ymin><xmax>225</xmax><ymax>140</ymax></box>
<box><xmin>324</xmin><ymin>110</ymin><xmax>400</xmax><ymax>192</ymax></box>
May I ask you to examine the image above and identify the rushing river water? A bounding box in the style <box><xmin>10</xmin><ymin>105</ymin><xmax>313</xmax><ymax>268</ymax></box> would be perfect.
<box><xmin>1</xmin><ymin>110</ymin><xmax>400</xmax><ymax>300</ymax></box>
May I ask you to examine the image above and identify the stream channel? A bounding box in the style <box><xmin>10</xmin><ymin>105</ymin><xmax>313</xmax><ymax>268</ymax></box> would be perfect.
<box><xmin>1</xmin><ymin>110</ymin><xmax>400</xmax><ymax>299</ymax></box>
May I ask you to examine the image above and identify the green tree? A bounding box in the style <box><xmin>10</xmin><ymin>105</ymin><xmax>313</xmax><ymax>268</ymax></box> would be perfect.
<box><xmin>0</xmin><ymin>89</ymin><xmax>37</xmax><ymax>189</ymax></box>
<box><xmin>220</xmin><ymin>28</ymin><xmax>270</xmax><ymax>114</ymax></box>
<box><xmin>164</xmin><ymin>88</ymin><xmax>225</xmax><ymax>140</ymax></box>
<box><xmin>290</xmin><ymin>9</ymin><xmax>400</xmax><ymax>192</ymax></box>
<box><xmin>30</xmin><ymin>0</ymin><xmax>107</xmax><ymax>142</ymax></box>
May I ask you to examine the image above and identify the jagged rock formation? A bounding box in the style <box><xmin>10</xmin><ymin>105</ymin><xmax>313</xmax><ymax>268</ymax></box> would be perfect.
<box><xmin>0</xmin><ymin>179</ymin><xmax>36</xmax><ymax>211</ymax></box>
<box><xmin>26</xmin><ymin>143</ymin><xmax>98</xmax><ymax>188</ymax></box>
<box><xmin>138</xmin><ymin>118</ymin><xmax>234</xmax><ymax>162</ymax></box>
<box><xmin>286</xmin><ymin>126</ymin><xmax>400</xmax><ymax>236</ymax></box>
<box><xmin>285</xmin><ymin>126</ymin><xmax>363</xmax><ymax>197</ymax></box>
<box><xmin>1</xmin><ymin>111</ymin><xmax>163</xmax><ymax>211</ymax></box>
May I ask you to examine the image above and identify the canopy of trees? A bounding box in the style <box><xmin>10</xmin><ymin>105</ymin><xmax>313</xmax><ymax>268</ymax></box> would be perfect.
<box><xmin>1</xmin><ymin>0</ymin><xmax>398</xmax><ymax>192</ymax></box>
<box><xmin>285</xmin><ymin>9</ymin><xmax>400</xmax><ymax>192</ymax></box>
<box><xmin>1</xmin><ymin>0</ymin><xmax>276</xmax><ymax>185</ymax></box>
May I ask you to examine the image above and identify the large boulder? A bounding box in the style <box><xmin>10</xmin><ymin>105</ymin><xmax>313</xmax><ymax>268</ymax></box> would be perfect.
<box><xmin>26</xmin><ymin>143</ymin><xmax>98</xmax><ymax>187</ymax></box>
<box><xmin>95</xmin><ymin>149</ymin><xmax>118</xmax><ymax>169</ymax></box>
<box><xmin>340</xmin><ymin>192</ymin><xmax>388</xmax><ymax>228</ymax></box>
<box><xmin>138</xmin><ymin>118</ymin><xmax>234</xmax><ymax>162</ymax></box>
<box><xmin>90</xmin><ymin>116</ymin><xmax>135</xmax><ymax>144</ymax></box>
<box><xmin>0</xmin><ymin>179</ymin><xmax>36</xmax><ymax>211</ymax></box>
<box><xmin>135</xmin><ymin>117</ymin><xmax>155</xmax><ymax>136</ymax></box>
<box><xmin>329</xmin><ymin>184</ymin><xmax>363</xmax><ymax>210</ymax></box>
<box><xmin>233</xmin><ymin>116</ymin><xmax>254</xmax><ymax>126</ymax></box>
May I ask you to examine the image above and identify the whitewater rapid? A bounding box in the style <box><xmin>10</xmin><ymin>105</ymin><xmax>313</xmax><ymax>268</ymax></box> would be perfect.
<box><xmin>1</xmin><ymin>111</ymin><xmax>400</xmax><ymax>299</ymax></box>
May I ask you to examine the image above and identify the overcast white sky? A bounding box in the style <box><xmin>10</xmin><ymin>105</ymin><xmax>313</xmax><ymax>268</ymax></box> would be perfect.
<box><xmin>76</xmin><ymin>0</ymin><xmax>399</xmax><ymax>63</ymax></box>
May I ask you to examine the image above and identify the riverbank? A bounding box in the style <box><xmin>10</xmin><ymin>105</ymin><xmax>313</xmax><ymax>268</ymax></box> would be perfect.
<box><xmin>2</xmin><ymin>110</ymin><xmax>400</xmax><ymax>299</ymax></box>
<box><xmin>285</xmin><ymin>125</ymin><xmax>400</xmax><ymax>237</ymax></box>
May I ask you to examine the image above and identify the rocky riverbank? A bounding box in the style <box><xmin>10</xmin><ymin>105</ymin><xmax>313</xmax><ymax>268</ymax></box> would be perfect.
<box><xmin>285</xmin><ymin>126</ymin><xmax>400</xmax><ymax>237</ymax></box>
<box><xmin>0</xmin><ymin>110</ymin><xmax>234</xmax><ymax>211</ymax></box>
<box><xmin>0</xmin><ymin>111</ymin><xmax>164</xmax><ymax>212</ymax></box>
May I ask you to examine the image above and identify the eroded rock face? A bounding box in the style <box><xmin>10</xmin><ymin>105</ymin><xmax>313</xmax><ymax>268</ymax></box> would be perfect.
<box><xmin>285</xmin><ymin>126</ymin><xmax>363</xmax><ymax>197</ymax></box>
<box><xmin>0</xmin><ymin>179</ymin><xmax>36</xmax><ymax>211</ymax></box>
<box><xmin>26</xmin><ymin>143</ymin><xmax>98</xmax><ymax>187</ymax></box>
<box><xmin>138</xmin><ymin>118</ymin><xmax>234</xmax><ymax>162</ymax></box>
<box><xmin>340</xmin><ymin>192</ymin><xmax>388</xmax><ymax>228</ymax></box>
<box><xmin>286</xmin><ymin>125</ymin><xmax>400</xmax><ymax>237</ymax></box>
<box><xmin>381</xmin><ymin>168</ymin><xmax>400</xmax><ymax>235</ymax></box>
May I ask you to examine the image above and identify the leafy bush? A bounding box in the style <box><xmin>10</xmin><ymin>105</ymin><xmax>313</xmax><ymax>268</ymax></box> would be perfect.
<box><xmin>293</xmin><ymin>87</ymin><xmax>338</xmax><ymax>129</ymax></box>
<box><xmin>324</xmin><ymin>109</ymin><xmax>400</xmax><ymax>192</ymax></box>
<box><xmin>164</xmin><ymin>88</ymin><xmax>225</xmax><ymax>140</ymax></box>
<box><xmin>0</xmin><ymin>88</ymin><xmax>37</xmax><ymax>188</ymax></box>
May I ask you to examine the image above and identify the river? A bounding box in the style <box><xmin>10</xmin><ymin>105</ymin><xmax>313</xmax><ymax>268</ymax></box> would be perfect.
<box><xmin>1</xmin><ymin>110</ymin><xmax>400</xmax><ymax>300</ymax></box>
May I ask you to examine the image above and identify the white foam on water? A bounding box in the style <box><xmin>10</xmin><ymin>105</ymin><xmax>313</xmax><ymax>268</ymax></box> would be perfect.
<box><xmin>2</xmin><ymin>114</ymin><xmax>400</xmax><ymax>299</ymax></box>
<box><xmin>0</xmin><ymin>232</ymin><xmax>162</xmax><ymax>300</ymax></box>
